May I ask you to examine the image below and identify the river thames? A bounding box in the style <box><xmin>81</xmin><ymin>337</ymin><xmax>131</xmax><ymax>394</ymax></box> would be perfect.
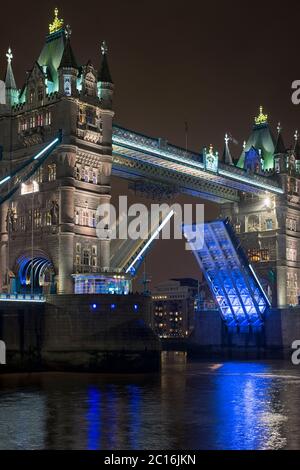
<box><xmin>0</xmin><ymin>353</ymin><xmax>300</xmax><ymax>450</ymax></box>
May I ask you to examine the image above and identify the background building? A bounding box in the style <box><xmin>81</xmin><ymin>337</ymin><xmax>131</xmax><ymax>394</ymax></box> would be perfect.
<box><xmin>151</xmin><ymin>278</ymin><xmax>199</xmax><ymax>338</ymax></box>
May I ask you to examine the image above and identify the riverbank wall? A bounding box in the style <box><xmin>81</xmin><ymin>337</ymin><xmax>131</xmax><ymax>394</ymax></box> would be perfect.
<box><xmin>0</xmin><ymin>294</ymin><xmax>161</xmax><ymax>373</ymax></box>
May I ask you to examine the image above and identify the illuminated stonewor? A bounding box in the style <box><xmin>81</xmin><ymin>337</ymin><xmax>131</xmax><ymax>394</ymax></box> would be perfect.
<box><xmin>0</xmin><ymin>9</ymin><xmax>115</xmax><ymax>295</ymax></box>
<box><xmin>184</xmin><ymin>220</ymin><xmax>270</xmax><ymax>330</ymax></box>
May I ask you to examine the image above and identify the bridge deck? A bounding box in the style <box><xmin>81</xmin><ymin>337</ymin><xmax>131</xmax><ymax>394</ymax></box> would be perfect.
<box><xmin>112</xmin><ymin>126</ymin><xmax>283</xmax><ymax>203</ymax></box>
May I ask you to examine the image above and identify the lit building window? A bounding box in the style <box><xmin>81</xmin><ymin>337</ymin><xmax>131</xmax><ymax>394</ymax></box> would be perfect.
<box><xmin>287</xmin><ymin>248</ymin><xmax>297</xmax><ymax>262</ymax></box>
<box><xmin>45</xmin><ymin>211</ymin><xmax>52</xmax><ymax>226</ymax></box>
<box><xmin>92</xmin><ymin>170</ymin><xmax>97</xmax><ymax>184</ymax></box>
<box><xmin>37</xmin><ymin>114</ymin><xmax>44</xmax><ymax>127</ymax></box>
<box><xmin>83</xmin><ymin>250</ymin><xmax>90</xmax><ymax>266</ymax></box>
<box><xmin>82</xmin><ymin>211</ymin><xmax>89</xmax><ymax>226</ymax></box>
<box><xmin>265</xmin><ymin>219</ymin><xmax>273</xmax><ymax>230</ymax></box>
<box><xmin>36</xmin><ymin>166</ymin><xmax>43</xmax><ymax>184</ymax></box>
<box><xmin>247</xmin><ymin>249</ymin><xmax>269</xmax><ymax>262</ymax></box>
<box><xmin>48</xmin><ymin>164</ymin><xmax>56</xmax><ymax>182</ymax></box>
<box><xmin>91</xmin><ymin>212</ymin><xmax>96</xmax><ymax>228</ymax></box>
<box><xmin>84</xmin><ymin>168</ymin><xmax>89</xmax><ymax>183</ymax></box>
<box><xmin>34</xmin><ymin>209</ymin><xmax>42</xmax><ymax>228</ymax></box>
<box><xmin>45</xmin><ymin>111</ymin><xmax>52</xmax><ymax>126</ymax></box>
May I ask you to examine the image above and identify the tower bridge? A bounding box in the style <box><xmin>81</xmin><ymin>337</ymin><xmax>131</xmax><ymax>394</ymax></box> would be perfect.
<box><xmin>0</xmin><ymin>8</ymin><xmax>299</xmax><ymax>331</ymax></box>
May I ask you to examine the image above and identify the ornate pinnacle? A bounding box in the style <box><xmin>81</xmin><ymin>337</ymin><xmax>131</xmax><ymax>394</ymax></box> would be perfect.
<box><xmin>277</xmin><ymin>122</ymin><xmax>282</xmax><ymax>134</ymax></box>
<box><xmin>101</xmin><ymin>40</ymin><xmax>108</xmax><ymax>55</ymax></box>
<box><xmin>65</xmin><ymin>24</ymin><xmax>72</xmax><ymax>39</ymax></box>
<box><xmin>254</xmin><ymin>106</ymin><xmax>268</xmax><ymax>126</ymax></box>
<box><xmin>225</xmin><ymin>133</ymin><xmax>229</xmax><ymax>145</ymax></box>
<box><xmin>6</xmin><ymin>47</ymin><xmax>13</xmax><ymax>64</ymax></box>
<box><xmin>49</xmin><ymin>8</ymin><xmax>64</xmax><ymax>34</ymax></box>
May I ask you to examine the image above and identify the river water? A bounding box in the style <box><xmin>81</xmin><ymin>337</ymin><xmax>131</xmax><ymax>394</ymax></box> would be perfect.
<box><xmin>0</xmin><ymin>353</ymin><xmax>300</xmax><ymax>450</ymax></box>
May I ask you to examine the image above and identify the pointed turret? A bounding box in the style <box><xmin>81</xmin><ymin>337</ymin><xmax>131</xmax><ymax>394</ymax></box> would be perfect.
<box><xmin>274</xmin><ymin>123</ymin><xmax>286</xmax><ymax>154</ymax></box>
<box><xmin>58</xmin><ymin>25</ymin><xmax>79</xmax><ymax>96</ymax></box>
<box><xmin>293</xmin><ymin>130</ymin><xmax>300</xmax><ymax>174</ymax></box>
<box><xmin>274</xmin><ymin>123</ymin><xmax>286</xmax><ymax>173</ymax></box>
<box><xmin>98</xmin><ymin>41</ymin><xmax>113</xmax><ymax>84</ymax></box>
<box><xmin>4</xmin><ymin>47</ymin><xmax>18</xmax><ymax>106</ymax></box>
<box><xmin>58</xmin><ymin>29</ymin><xmax>78</xmax><ymax>70</ymax></box>
<box><xmin>222</xmin><ymin>133</ymin><xmax>233</xmax><ymax>165</ymax></box>
<box><xmin>97</xmin><ymin>41</ymin><xmax>114</xmax><ymax>110</ymax></box>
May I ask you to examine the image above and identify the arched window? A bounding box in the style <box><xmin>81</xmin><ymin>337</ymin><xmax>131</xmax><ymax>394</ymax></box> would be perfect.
<box><xmin>83</xmin><ymin>250</ymin><xmax>90</xmax><ymax>266</ymax></box>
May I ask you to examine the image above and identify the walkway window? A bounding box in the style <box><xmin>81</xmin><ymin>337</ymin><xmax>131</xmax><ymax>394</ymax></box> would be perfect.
<box><xmin>48</xmin><ymin>164</ymin><xmax>56</xmax><ymax>182</ymax></box>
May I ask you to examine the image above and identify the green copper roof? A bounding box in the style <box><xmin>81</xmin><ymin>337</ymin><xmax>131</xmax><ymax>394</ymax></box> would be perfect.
<box><xmin>37</xmin><ymin>29</ymin><xmax>66</xmax><ymax>92</ymax></box>
<box><xmin>237</xmin><ymin>123</ymin><xmax>275</xmax><ymax>171</ymax></box>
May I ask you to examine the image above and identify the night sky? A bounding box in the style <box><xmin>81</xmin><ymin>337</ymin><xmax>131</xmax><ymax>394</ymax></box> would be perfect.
<box><xmin>1</xmin><ymin>0</ymin><xmax>300</xmax><ymax>289</ymax></box>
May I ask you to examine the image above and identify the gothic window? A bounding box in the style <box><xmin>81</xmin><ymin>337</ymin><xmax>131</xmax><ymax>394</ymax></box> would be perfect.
<box><xmin>64</xmin><ymin>75</ymin><xmax>72</xmax><ymax>96</ymax></box>
<box><xmin>234</xmin><ymin>223</ymin><xmax>241</xmax><ymax>234</ymax></box>
<box><xmin>83</xmin><ymin>250</ymin><xmax>90</xmax><ymax>266</ymax></box>
<box><xmin>79</xmin><ymin>106</ymin><xmax>86</xmax><ymax>124</ymax></box>
<box><xmin>287</xmin><ymin>248</ymin><xmax>297</xmax><ymax>262</ymax></box>
<box><xmin>265</xmin><ymin>219</ymin><xmax>273</xmax><ymax>230</ymax></box>
<box><xmin>37</xmin><ymin>114</ymin><xmax>44</xmax><ymax>127</ymax></box>
<box><xmin>286</xmin><ymin>218</ymin><xmax>297</xmax><ymax>232</ymax></box>
<box><xmin>84</xmin><ymin>168</ymin><xmax>89</xmax><ymax>183</ymax></box>
<box><xmin>19</xmin><ymin>216</ymin><xmax>25</xmax><ymax>231</ymax></box>
<box><xmin>92</xmin><ymin>170</ymin><xmax>97</xmax><ymax>184</ymax></box>
<box><xmin>86</xmin><ymin>108</ymin><xmax>95</xmax><ymax>126</ymax></box>
<box><xmin>75</xmin><ymin>255</ymin><xmax>81</xmax><ymax>266</ymax></box>
<box><xmin>45</xmin><ymin>211</ymin><xmax>52</xmax><ymax>226</ymax></box>
<box><xmin>36</xmin><ymin>166</ymin><xmax>43</xmax><ymax>184</ymax></box>
<box><xmin>29</xmin><ymin>90</ymin><xmax>35</xmax><ymax>104</ymax></box>
<box><xmin>76</xmin><ymin>243</ymin><xmax>81</xmax><ymax>254</ymax></box>
<box><xmin>260</xmin><ymin>249</ymin><xmax>270</xmax><ymax>261</ymax></box>
<box><xmin>247</xmin><ymin>214</ymin><xmax>260</xmax><ymax>232</ymax></box>
<box><xmin>92</xmin><ymin>257</ymin><xmax>97</xmax><ymax>267</ymax></box>
<box><xmin>75</xmin><ymin>211</ymin><xmax>80</xmax><ymax>225</ymax></box>
<box><xmin>29</xmin><ymin>116</ymin><xmax>35</xmax><ymax>128</ymax></box>
<box><xmin>75</xmin><ymin>166</ymin><xmax>80</xmax><ymax>180</ymax></box>
<box><xmin>34</xmin><ymin>209</ymin><xmax>42</xmax><ymax>228</ymax></box>
<box><xmin>248</xmin><ymin>249</ymin><xmax>259</xmax><ymax>262</ymax></box>
<box><xmin>82</xmin><ymin>210</ymin><xmax>89</xmax><ymax>226</ymax></box>
<box><xmin>91</xmin><ymin>213</ymin><xmax>96</xmax><ymax>228</ymax></box>
<box><xmin>45</xmin><ymin>111</ymin><xmax>52</xmax><ymax>126</ymax></box>
<box><xmin>84</xmin><ymin>72</ymin><xmax>96</xmax><ymax>97</ymax></box>
<box><xmin>92</xmin><ymin>245</ymin><xmax>97</xmax><ymax>255</ymax></box>
<box><xmin>48</xmin><ymin>164</ymin><xmax>56</xmax><ymax>182</ymax></box>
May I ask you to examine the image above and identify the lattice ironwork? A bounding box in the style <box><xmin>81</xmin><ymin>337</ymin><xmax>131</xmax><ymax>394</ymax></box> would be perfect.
<box><xmin>184</xmin><ymin>219</ymin><xmax>270</xmax><ymax>330</ymax></box>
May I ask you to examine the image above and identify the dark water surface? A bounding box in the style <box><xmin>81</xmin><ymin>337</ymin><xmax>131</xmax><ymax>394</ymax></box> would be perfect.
<box><xmin>1</xmin><ymin>353</ymin><xmax>300</xmax><ymax>450</ymax></box>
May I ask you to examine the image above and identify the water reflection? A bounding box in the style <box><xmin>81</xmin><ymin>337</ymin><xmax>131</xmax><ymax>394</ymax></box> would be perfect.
<box><xmin>0</xmin><ymin>355</ymin><xmax>300</xmax><ymax>449</ymax></box>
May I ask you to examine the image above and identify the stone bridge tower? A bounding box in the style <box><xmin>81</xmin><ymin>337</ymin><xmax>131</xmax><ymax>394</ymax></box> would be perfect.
<box><xmin>0</xmin><ymin>9</ymin><xmax>121</xmax><ymax>295</ymax></box>
<box><xmin>221</xmin><ymin>109</ymin><xmax>300</xmax><ymax>308</ymax></box>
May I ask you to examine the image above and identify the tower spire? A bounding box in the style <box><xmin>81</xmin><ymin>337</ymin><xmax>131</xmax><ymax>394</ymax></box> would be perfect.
<box><xmin>4</xmin><ymin>47</ymin><xmax>18</xmax><ymax>106</ymax></box>
<box><xmin>98</xmin><ymin>41</ymin><xmax>113</xmax><ymax>83</ymax></box>
<box><xmin>222</xmin><ymin>133</ymin><xmax>233</xmax><ymax>164</ymax></box>
<box><xmin>274</xmin><ymin>122</ymin><xmax>285</xmax><ymax>155</ymax></box>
